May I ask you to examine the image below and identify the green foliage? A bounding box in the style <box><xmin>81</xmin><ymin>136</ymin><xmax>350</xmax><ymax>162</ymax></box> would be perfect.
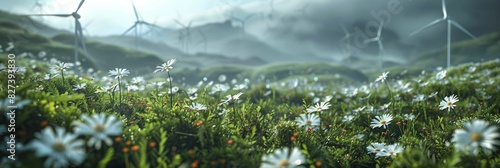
<box><xmin>98</xmin><ymin>148</ymin><xmax>115</xmax><ymax>168</ymax></box>
<box><xmin>3</xmin><ymin>54</ymin><xmax>500</xmax><ymax>168</ymax></box>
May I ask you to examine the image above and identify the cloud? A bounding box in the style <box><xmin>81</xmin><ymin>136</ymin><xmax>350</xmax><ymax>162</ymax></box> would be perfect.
<box><xmin>2</xmin><ymin>0</ymin><xmax>499</xmax><ymax>62</ymax></box>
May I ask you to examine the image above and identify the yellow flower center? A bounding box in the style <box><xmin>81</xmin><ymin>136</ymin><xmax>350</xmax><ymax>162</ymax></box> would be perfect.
<box><xmin>94</xmin><ymin>125</ymin><xmax>105</xmax><ymax>132</ymax></box>
<box><xmin>53</xmin><ymin>142</ymin><xmax>65</xmax><ymax>152</ymax></box>
<box><xmin>446</xmin><ymin>101</ymin><xmax>452</xmax><ymax>106</ymax></box>
<box><xmin>380</xmin><ymin>120</ymin><xmax>386</xmax><ymax>125</ymax></box>
<box><xmin>388</xmin><ymin>151</ymin><xmax>394</xmax><ymax>155</ymax></box>
<box><xmin>374</xmin><ymin>148</ymin><xmax>380</xmax><ymax>152</ymax></box>
<box><xmin>278</xmin><ymin>159</ymin><xmax>290</xmax><ymax>166</ymax></box>
<box><xmin>306</xmin><ymin>119</ymin><xmax>312</xmax><ymax>125</ymax></box>
<box><xmin>471</xmin><ymin>133</ymin><xmax>482</xmax><ymax>141</ymax></box>
<box><xmin>163</xmin><ymin>65</ymin><xmax>170</xmax><ymax>69</ymax></box>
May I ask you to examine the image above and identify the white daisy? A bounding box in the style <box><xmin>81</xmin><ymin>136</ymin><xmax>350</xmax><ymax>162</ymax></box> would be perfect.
<box><xmin>412</xmin><ymin>94</ymin><xmax>426</xmax><ymax>102</ymax></box>
<box><xmin>72</xmin><ymin>83</ymin><xmax>87</xmax><ymax>91</ymax></box>
<box><xmin>451</xmin><ymin>120</ymin><xmax>500</xmax><ymax>156</ymax></box>
<box><xmin>95</xmin><ymin>84</ymin><xmax>118</xmax><ymax>94</ymax></box>
<box><xmin>51</xmin><ymin>62</ymin><xmax>73</xmax><ymax>72</ymax></box>
<box><xmin>439</xmin><ymin>94</ymin><xmax>459</xmax><ymax>111</ymax></box>
<box><xmin>108</xmin><ymin>68</ymin><xmax>130</xmax><ymax>79</ymax></box>
<box><xmin>187</xmin><ymin>88</ymin><xmax>198</xmax><ymax>95</ymax></box>
<box><xmin>436</xmin><ymin>70</ymin><xmax>447</xmax><ymax>80</ymax></box>
<box><xmin>306</xmin><ymin>102</ymin><xmax>331</xmax><ymax>113</ymax></box>
<box><xmin>212</xmin><ymin>84</ymin><xmax>230</xmax><ymax>93</ymax></box>
<box><xmin>153</xmin><ymin>58</ymin><xmax>177</xmax><ymax>73</ymax></box>
<box><xmin>403</xmin><ymin>114</ymin><xmax>416</xmax><ymax>120</ymax></box>
<box><xmin>296</xmin><ymin>113</ymin><xmax>321</xmax><ymax>131</ymax></box>
<box><xmin>376</xmin><ymin>144</ymin><xmax>404</xmax><ymax>158</ymax></box>
<box><xmin>27</xmin><ymin>127</ymin><xmax>85</xmax><ymax>168</ymax></box>
<box><xmin>188</xmin><ymin>103</ymin><xmax>208</xmax><ymax>111</ymax></box>
<box><xmin>73</xmin><ymin>113</ymin><xmax>123</xmax><ymax>150</ymax></box>
<box><xmin>219</xmin><ymin>92</ymin><xmax>244</xmax><ymax>105</ymax></box>
<box><xmin>375</xmin><ymin>72</ymin><xmax>389</xmax><ymax>83</ymax></box>
<box><xmin>260</xmin><ymin>147</ymin><xmax>305</xmax><ymax>168</ymax></box>
<box><xmin>218</xmin><ymin>74</ymin><xmax>227</xmax><ymax>82</ymax></box>
<box><xmin>367</xmin><ymin>142</ymin><xmax>386</xmax><ymax>154</ymax></box>
<box><xmin>232</xmin><ymin>84</ymin><xmax>248</xmax><ymax>91</ymax></box>
<box><xmin>127</xmin><ymin>85</ymin><xmax>139</xmax><ymax>92</ymax></box>
<box><xmin>370</xmin><ymin>114</ymin><xmax>393</xmax><ymax>129</ymax></box>
<box><xmin>131</xmin><ymin>76</ymin><xmax>144</xmax><ymax>84</ymax></box>
<box><xmin>168</xmin><ymin>86</ymin><xmax>179</xmax><ymax>94</ymax></box>
<box><xmin>342</xmin><ymin>115</ymin><xmax>355</xmax><ymax>123</ymax></box>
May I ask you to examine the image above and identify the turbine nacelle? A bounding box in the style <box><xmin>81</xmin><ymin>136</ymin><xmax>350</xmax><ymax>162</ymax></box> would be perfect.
<box><xmin>72</xmin><ymin>12</ymin><xmax>81</xmax><ymax>19</ymax></box>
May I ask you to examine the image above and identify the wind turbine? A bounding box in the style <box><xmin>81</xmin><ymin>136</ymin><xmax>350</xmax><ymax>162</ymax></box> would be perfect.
<box><xmin>339</xmin><ymin>23</ymin><xmax>358</xmax><ymax>63</ymax></box>
<box><xmin>197</xmin><ymin>30</ymin><xmax>208</xmax><ymax>53</ymax></box>
<box><xmin>409</xmin><ymin>0</ymin><xmax>476</xmax><ymax>69</ymax></box>
<box><xmin>364</xmin><ymin>21</ymin><xmax>385</xmax><ymax>69</ymax></box>
<box><xmin>81</xmin><ymin>20</ymin><xmax>93</xmax><ymax>37</ymax></box>
<box><xmin>226</xmin><ymin>12</ymin><xmax>254</xmax><ymax>35</ymax></box>
<box><xmin>142</xmin><ymin>16</ymin><xmax>162</xmax><ymax>40</ymax></box>
<box><xmin>174</xmin><ymin>19</ymin><xmax>194</xmax><ymax>53</ymax></box>
<box><xmin>121</xmin><ymin>0</ymin><xmax>163</xmax><ymax>49</ymax></box>
<box><xmin>25</xmin><ymin>0</ymin><xmax>88</xmax><ymax>75</ymax></box>
<box><xmin>30</xmin><ymin>0</ymin><xmax>47</xmax><ymax>15</ymax></box>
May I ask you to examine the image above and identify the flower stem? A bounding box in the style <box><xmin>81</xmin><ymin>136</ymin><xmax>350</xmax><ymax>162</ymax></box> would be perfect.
<box><xmin>118</xmin><ymin>78</ymin><xmax>122</xmax><ymax>105</ymax></box>
<box><xmin>384</xmin><ymin>81</ymin><xmax>395</xmax><ymax>114</ymax></box>
<box><xmin>124</xmin><ymin>153</ymin><xmax>130</xmax><ymax>168</ymax></box>
<box><xmin>167</xmin><ymin>71</ymin><xmax>173</xmax><ymax>108</ymax></box>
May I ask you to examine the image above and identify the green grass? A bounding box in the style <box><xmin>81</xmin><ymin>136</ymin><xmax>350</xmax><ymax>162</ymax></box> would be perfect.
<box><xmin>252</xmin><ymin>62</ymin><xmax>369</xmax><ymax>83</ymax></box>
<box><xmin>2</xmin><ymin>55</ymin><xmax>500</xmax><ymax>168</ymax></box>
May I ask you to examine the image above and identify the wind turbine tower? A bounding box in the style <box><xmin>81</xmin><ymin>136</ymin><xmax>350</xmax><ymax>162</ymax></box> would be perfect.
<box><xmin>26</xmin><ymin>0</ymin><xmax>88</xmax><ymax>75</ymax></box>
<box><xmin>197</xmin><ymin>30</ymin><xmax>208</xmax><ymax>53</ymax></box>
<box><xmin>364</xmin><ymin>21</ymin><xmax>385</xmax><ymax>69</ymax></box>
<box><xmin>409</xmin><ymin>0</ymin><xmax>476</xmax><ymax>69</ymax></box>
<box><xmin>174</xmin><ymin>20</ymin><xmax>194</xmax><ymax>53</ymax></box>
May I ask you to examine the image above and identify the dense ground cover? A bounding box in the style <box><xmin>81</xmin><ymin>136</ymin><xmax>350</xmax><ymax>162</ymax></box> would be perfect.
<box><xmin>1</xmin><ymin>53</ymin><xmax>500</xmax><ymax>168</ymax></box>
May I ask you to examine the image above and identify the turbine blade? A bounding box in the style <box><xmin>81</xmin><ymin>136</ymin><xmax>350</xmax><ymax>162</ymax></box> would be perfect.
<box><xmin>75</xmin><ymin>0</ymin><xmax>85</xmax><ymax>13</ymax></box>
<box><xmin>409</xmin><ymin>18</ymin><xmax>444</xmax><ymax>36</ymax></box>
<box><xmin>442</xmin><ymin>0</ymin><xmax>447</xmax><ymax>18</ymax></box>
<box><xmin>378</xmin><ymin>41</ymin><xmax>385</xmax><ymax>68</ymax></box>
<box><xmin>143</xmin><ymin>22</ymin><xmax>163</xmax><ymax>29</ymax></box>
<box><xmin>76</xmin><ymin>20</ymin><xmax>88</xmax><ymax>55</ymax></box>
<box><xmin>121</xmin><ymin>24</ymin><xmax>137</xmax><ymax>37</ymax></box>
<box><xmin>131</xmin><ymin>0</ymin><xmax>140</xmax><ymax>21</ymax></box>
<box><xmin>450</xmin><ymin>20</ymin><xmax>477</xmax><ymax>39</ymax></box>
<box><xmin>377</xmin><ymin>21</ymin><xmax>384</xmax><ymax>38</ymax></box>
<box><xmin>364</xmin><ymin>38</ymin><xmax>377</xmax><ymax>44</ymax></box>
<box><xmin>378</xmin><ymin>40</ymin><xmax>385</xmax><ymax>56</ymax></box>
<box><xmin>174</xmin><ymin>19</ymin><xmax>186</xmax><ymax>28</ymax></box>
<box><xmin>26</xmin><ymin>14</ymin><xmax>71</xmax><ymax>17</ymax></box>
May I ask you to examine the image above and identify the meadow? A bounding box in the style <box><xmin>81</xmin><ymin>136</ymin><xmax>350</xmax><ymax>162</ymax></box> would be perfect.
<box><xmin>1</xmin><ymin>49</ymin><xmax>500</xmax><ymax>168</ymax></box>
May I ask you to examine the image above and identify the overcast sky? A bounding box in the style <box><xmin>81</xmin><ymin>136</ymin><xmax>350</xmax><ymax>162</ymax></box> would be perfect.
<box><xmin>2</xmin><ymin>0</ymin><xmax>499</xmax><ymax>61</ymax></box>
<box><xmin>1</xmin><ymin>0</ymin><xmax>268</xmax><ymax>35</ymax></box>
<box><xmin>2</xmin><ymin>0</ymin><xmax>497</xmax><ymax>38</ymax></box>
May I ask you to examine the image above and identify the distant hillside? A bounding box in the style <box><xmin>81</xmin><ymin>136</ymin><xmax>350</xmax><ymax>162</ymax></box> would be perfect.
<box><xmin>0</xmin><ymin>20</ymin><xmax>97</xmax><ymax>70</ymax></box>
<box><xmin>411</xmin><ymin>32</ymin><xmax>500</xmax><ymax>69</ymax></box>
<box><xmin>153</xmin><ymin>20</ymin><xmax>308</xmax><ymax>62</ymax></box>
<box><xmin>0</xmin><ymin>10</ymin><xmax>69</xmax><ymax>37</ymax></box>
<box><xmin>0</xmin><ymin>19</ymin><xmax>166</xmax><ymax>75</ymax></box>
